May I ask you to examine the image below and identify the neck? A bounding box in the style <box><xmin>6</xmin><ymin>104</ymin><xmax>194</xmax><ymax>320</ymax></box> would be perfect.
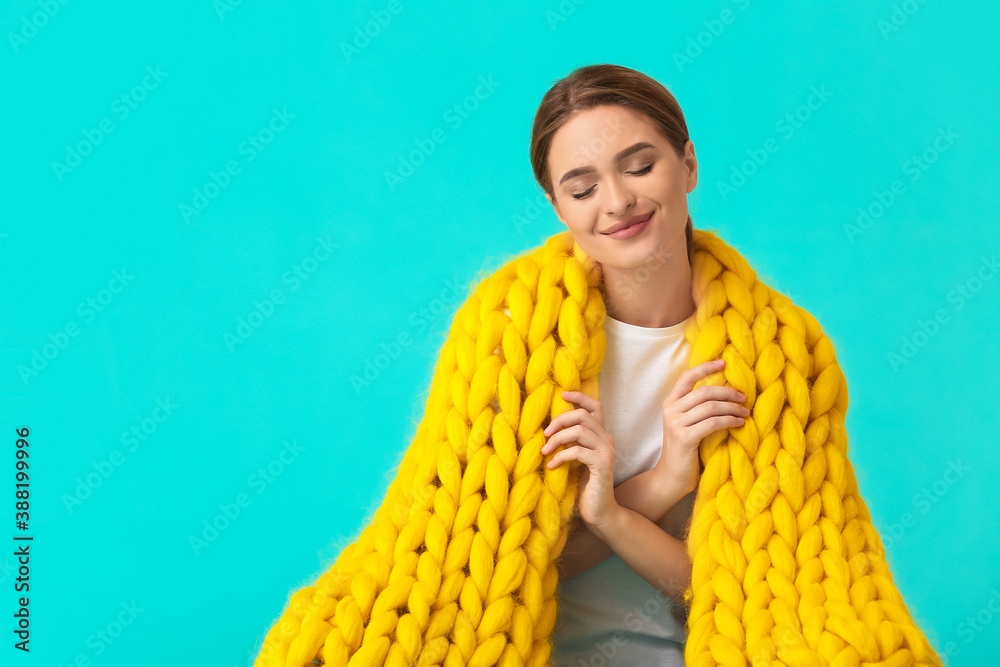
<box><xmin>600</xmin><ymin>242</ymin><xmax>695</xmax><ymax>328</ymax></box>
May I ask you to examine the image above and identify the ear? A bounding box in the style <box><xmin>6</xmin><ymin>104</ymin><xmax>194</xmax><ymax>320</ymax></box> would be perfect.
<box><xmin>684</xmin><ymin>140</ymin><xmax>698</xmax><ymax>193</ymax></box>
<box><xmin>546</xmin><ymin>192</ymin><xmax>568</xmax><ymax>228</ymax></box>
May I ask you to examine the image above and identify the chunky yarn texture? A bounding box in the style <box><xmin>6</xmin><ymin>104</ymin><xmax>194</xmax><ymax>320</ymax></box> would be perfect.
<box><xmin>254</xmin><ymin>228</ymin><xmax>942</xmax><ymax>667</ymax></box>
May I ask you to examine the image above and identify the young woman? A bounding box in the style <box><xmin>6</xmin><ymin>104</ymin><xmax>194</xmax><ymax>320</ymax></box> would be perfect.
<box><xmin>528</xmin><ymin>63</ymin><xmax>748</xmax><ymax>664</ymax></box>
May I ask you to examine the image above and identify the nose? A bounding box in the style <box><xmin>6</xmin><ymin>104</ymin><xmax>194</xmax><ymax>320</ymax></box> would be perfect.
<box><xmin>602</xmin><ymin>175</ymin><xmax>636</xmax><ymax>216</ymax></box>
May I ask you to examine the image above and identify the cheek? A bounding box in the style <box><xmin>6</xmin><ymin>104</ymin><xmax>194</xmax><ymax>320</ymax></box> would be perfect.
<box><xmin>565</xmin><ymin>209</ymin><xmax>597</xmax><ymax>233</ymax></box>
<box><xmin>649</xmin><ymin>180</ymin><xmax>680</xmax><ymax>200</ymax></box>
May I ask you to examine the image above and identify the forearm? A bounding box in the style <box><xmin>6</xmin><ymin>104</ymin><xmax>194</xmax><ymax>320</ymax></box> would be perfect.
<box><xmin>591</xmin><ymin>504</ymin><xmax>691</xmax><ymax>600</ymax></box>
<box><xmin>615</xmin><ymin>465</ymin><xmax>692</xmax><ymax>522</ymax></box>
<box><xmin>557</xmin><ymin>468</ymin><xmax>690</xmax><ymax>580</ymax></box>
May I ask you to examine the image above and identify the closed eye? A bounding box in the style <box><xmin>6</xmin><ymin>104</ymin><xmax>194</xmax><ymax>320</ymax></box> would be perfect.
<box><xmin>571</xmin><ymin>163</ymin><xmax>655</xmax><ymax>200</ymax></box>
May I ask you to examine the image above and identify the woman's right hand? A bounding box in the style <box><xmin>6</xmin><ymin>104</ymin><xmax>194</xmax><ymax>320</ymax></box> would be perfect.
<box><xmin>541</xmin><ymin>390</ymin><xmax>620</xmax><ymax>532</ymax></box>
<box><xmin>655</xmin><ymin>359</ymin><xmax>749</xmax><ymax>496</ymax></box>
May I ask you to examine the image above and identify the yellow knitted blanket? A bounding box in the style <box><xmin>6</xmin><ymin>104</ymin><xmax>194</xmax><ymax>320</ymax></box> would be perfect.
<box><xmin>253</xmin><ymin>227</ymin><xmax>943</xmax><ymax>667</ymax></box>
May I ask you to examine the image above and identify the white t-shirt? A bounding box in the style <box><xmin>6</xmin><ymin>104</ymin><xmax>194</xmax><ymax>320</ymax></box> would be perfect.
<box><xmin>549</xmin><ymin>310</ymin><xmax>695</xmax><ymax>666</ymax></box>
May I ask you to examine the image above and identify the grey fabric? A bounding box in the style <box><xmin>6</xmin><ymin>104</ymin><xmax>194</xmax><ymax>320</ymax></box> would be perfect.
<box><xmin>550</xmin><ymin>553</ymin><xmax>688</xmax><ymax>666</ymax></box>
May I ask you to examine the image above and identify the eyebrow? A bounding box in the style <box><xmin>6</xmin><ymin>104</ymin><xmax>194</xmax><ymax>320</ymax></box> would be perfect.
<box><xmin>557</xmin><ymin>141</ymin><xmax>657</xmax><ymax>186</ymax></box>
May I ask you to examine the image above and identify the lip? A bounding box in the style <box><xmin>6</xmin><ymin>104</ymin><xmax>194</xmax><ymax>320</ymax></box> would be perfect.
<box><xmin>601</xmin><ymin>211</ymin><xmax>653</xmax><ymax>235</ymax></box>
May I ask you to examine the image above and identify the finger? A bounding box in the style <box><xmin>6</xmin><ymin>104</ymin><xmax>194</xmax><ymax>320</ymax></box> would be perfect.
<box><xmin>678</xmin><ymin>399</ymin><xmax>751</xmax><ymax>427</ymax></box>
<box><xmin>665</xmin><ymin>359</ymin><xmax>726</xmax><ymax>403</ymax></box>
<box><xmin>560</xmin><ymin>390</ymin><xmax>601</xmax><ymax>416</ymax></box>
<box><xmin>544</xmin><ymin>405</ymin><xmax>604</xmax><ymax>438</ymax></box>
<box><xmin>541</xmin><ymin>424</ymin><xmax>604</xmax><ymax>455</ymax></box>
<box><xmin>670</xmin><ymin>384</ymin><xmax>747</xmax><ymax>416</ymax></box>
<box><xmin>543</xmin><ymin>406</ymin><xmax>586</xmax><ymax>437</ymax></box>
<box><xmin>547</xmin><ymin>443</ymin><xmax>607</xmax><ymax>470</ymax></box>
<box><xmin>546</xmin><ymin>444</ymin><xmax>585</xmax><ymax>469</ymax></box>
<box><xmin>686</xmin><ymin>415</ymin><xmax>746</xmax><ymax>444</ymax></box>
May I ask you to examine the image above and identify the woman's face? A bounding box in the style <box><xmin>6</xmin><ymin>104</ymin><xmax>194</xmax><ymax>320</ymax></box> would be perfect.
<box><xmin>545</xmin><ymin>104</ymin><xmax>697</xmax><ymax>271</ymax></box>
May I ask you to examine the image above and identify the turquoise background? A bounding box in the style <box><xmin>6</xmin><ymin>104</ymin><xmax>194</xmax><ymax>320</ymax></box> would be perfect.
<box><xmin>1</xmin><ymin>0</ymin><xmax>998</xmax><ymax>664</ymax></box>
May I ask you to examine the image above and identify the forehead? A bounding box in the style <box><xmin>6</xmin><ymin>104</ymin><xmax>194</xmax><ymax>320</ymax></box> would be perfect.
<box><xmin>549</xmin><ymin>105</ymin><xmax>659</xmax><ymax>166</ymax></box>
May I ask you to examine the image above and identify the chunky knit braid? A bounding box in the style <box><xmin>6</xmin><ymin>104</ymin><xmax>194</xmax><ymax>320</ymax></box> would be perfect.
<box><xmin>253</xmin><ymin>228</ymin><xmax>942</xmax><ymax>667</ymax></box>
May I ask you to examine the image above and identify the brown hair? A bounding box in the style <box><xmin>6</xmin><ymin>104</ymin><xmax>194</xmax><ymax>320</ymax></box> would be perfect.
<box><xmin>529</xmin><ymin>63</ymin><xmax>694</xmax><ymax>260</ymax></box>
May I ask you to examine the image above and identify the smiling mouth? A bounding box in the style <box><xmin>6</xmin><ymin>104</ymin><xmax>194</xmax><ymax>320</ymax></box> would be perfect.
<box><xmin>601</xmin><ymin>211</ymin><xmax>653</xmax><ymax>235</ymax></box>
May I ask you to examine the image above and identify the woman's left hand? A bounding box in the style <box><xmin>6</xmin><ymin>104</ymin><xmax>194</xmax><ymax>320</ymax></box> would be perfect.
<box><xmin>540</xmin><ymin>390</ymin><xmax>620</xmax><ymax>531</ymax></box>
<box><xmin>657</xmin><ymin>359</ymin><xmax>748</xmax><ymax>496</ymax></box>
